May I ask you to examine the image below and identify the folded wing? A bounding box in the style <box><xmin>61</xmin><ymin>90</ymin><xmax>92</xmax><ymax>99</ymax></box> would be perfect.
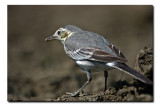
<box><xmin>67</xmin><ymin>46</ymin><xmax>127</xmax><ymax>63</ymax></box>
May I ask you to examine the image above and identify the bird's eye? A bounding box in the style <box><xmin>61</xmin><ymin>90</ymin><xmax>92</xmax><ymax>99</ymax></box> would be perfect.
<box><xmin>57</xmin><ymin>31</ymin><xmax>61</xmax><ymax>35</ymax></box>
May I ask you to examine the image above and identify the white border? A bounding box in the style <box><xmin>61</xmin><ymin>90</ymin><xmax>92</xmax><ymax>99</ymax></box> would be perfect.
<box><xmin>1</xmin><ymin>0</ymin><xmax>160</xmax><ymax>105</ymax></box>
<box><xmin>1</xmin><ymin>0</ymin><xmax>156</xmax><ymax>5</ymax></box>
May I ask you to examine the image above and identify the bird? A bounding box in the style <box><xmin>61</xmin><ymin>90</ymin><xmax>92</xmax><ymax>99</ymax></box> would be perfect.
<box><xmin>45</xmin><ymin>25</ymin><xmax>152</xmax><ymax>97</ymax></box>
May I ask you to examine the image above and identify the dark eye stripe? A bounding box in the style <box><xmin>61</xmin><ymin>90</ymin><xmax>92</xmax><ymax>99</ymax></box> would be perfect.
<box><xmin>57</xmin><ymin>31</ymin><xmax>60</xmax><ymax>35</ymax></box>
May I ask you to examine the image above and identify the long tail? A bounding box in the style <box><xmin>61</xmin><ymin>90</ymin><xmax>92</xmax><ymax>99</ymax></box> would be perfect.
<box><xmin>113</xmin><ymin>62</ymin><xmax>152</xmax><ymax>85</ymax></box>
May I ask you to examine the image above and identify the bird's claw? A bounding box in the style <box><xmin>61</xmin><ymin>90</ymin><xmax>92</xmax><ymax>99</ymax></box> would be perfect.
<box><xmin>66</xmin><ymin>91</ymin><xmax>79</xmax><ymax>97</ymax></box>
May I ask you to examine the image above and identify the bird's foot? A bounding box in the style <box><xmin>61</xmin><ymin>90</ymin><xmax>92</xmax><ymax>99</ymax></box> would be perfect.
<box><xmin>66</xmin><ymin>91</ymin><xmax>80</xmax><ymax>97</ymax></box>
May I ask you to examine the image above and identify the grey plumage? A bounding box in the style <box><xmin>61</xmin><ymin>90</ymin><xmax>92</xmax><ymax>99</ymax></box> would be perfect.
<box><xmin>64</xmin><ymin>29</ymin><xmax>127</xmax><ymax>63</ymax></box>
<box><xmin>45</xmin><ymin>25</ymin><xmax>152</xmax><ymax>97</ymax></box>
<box><xmin>64</xmin><ymin>25</ymin><xmax>83</xmax><ymax>32</ymax></box>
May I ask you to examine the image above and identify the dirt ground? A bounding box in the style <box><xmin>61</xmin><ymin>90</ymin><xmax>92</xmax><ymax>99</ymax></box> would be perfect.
<box><xmin>8</xmin><ymin>5</ymin><xmax>153</xmax><ymax>102</ymax></box>
<box><xmin>52</xmin><ymin>47</ymin><xmax>153</xmax><ymax>102</ymax></box>
<box><xmin>8</xmin><ymin>47</ymin><xmax>153</xmax><ymax>102</ymax></box>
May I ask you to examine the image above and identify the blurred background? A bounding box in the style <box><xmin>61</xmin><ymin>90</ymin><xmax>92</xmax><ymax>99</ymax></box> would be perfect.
<box><xmin>8</xmin><ymin>5</ymin><xmax>153</xmax><ymax>100</ymax></box>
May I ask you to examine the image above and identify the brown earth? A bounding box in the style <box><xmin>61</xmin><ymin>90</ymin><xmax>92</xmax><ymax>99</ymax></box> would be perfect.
<box><xmin>8</xmin><ymin>47</ymin><xmax>153</xmax><ymax>102</ymax></box>
<box><xmin>51</xmin><ymin>47</ymin><xmax>153</xmax><ymax>102</ymax></box>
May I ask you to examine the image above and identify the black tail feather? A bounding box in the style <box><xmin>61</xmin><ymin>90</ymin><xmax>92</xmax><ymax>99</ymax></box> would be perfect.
<box><xmin>114</xmin><ymin>63</ymin><xmax>152</xmax><ymax>85</ymax></box>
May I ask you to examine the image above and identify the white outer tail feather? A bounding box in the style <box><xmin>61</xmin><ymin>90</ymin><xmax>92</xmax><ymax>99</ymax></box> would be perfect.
<box><xmin>106</xmin><ymin>62</ymin><xmax>152</xmax><ymax>85</ymax></box>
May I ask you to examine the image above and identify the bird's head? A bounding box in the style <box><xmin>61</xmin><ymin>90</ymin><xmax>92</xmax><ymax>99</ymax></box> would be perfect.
<box><xmin>45</xmin><ymin>28</ymin><xmax>73</xmax><ymax>43</ymax></box>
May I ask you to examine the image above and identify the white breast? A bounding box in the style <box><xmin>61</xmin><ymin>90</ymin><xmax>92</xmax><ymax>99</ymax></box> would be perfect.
<box><xmin>76</xmin><ymin>60</ymin><xmax>95</xmax><ymax>67</ymax></box>
<box><xmin>76</xmin><ymin>60</ymin><xmax>113</xmax><ymax>71</ymax></box>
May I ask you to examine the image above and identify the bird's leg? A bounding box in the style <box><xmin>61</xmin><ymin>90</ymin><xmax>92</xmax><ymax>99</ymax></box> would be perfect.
<box><xmin>120</xmin><ymin>72</ymin><xmax>123</xmax><ymax>81</ymax></box>
<box><xmin>66</xmin><ymin>70</ymin><xmax>92</xmax><ymax>97</ymax></box>
<box><xmin>104</xmin><ymin>71</ymin><xmax>108</xmax><ymax>91</ymax></box>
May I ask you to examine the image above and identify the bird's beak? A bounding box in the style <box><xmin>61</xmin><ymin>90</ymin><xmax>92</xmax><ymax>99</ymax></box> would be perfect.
<box><xmin>45</xmin><ymin>35</ymin><xmax>58</xmax><ymax>42</ymax></box>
